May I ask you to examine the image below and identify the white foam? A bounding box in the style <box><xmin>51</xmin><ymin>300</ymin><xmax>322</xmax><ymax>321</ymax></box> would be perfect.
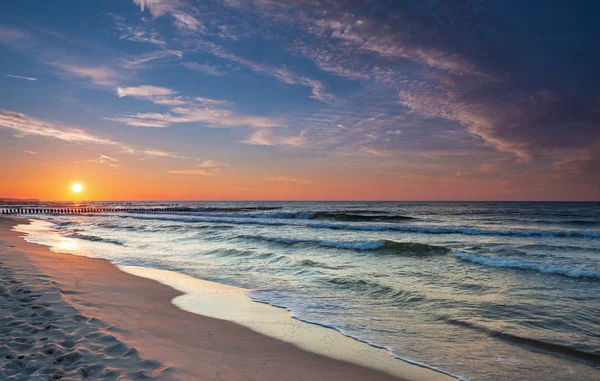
<box><xmin>453</xmin><ymin>250</ymin><xmax>600</xmax><ymax>279</ymax></box>
<box><xmin>241</xmin><ymin>234</ymin><xmax>387</xmax><ymax>250</ymax></box>
<box><xmin>118</xmin><ymin>265</ymin><xmax>460</xmax><ymax>381</ymax></box>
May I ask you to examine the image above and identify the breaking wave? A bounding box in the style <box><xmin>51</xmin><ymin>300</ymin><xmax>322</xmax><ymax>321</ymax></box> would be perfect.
<box><xmin>121</xmin><ymin>214</ymin><xmax>600</xmax><ymax>238</ymax></box>
<box><xmin>239</xmin><ymin>235</ymin><xmax>449</xmax><ymax>254</ymax></box>
<box><xmin>453</xmin><ymin>251</ymin><xmax>600</xmax><ymax>280</ymax></box>
<box><xmin>65</xmin><ymin>233</ymin><xmax>125</xmax><ymax>246</ymax></box>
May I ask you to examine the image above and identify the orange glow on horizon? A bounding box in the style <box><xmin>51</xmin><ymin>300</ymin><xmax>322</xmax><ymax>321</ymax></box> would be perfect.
<box><xmin>0</xmin><ymin>147</ymin><xmax>597</xmax><ymax>202</ymax></box>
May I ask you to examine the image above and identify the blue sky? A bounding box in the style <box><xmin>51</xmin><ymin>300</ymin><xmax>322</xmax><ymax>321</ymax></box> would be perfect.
<box><xmin>0</xmin><ymin>0</ymin><xmax>598</xmax><ymax>200</ymax></box>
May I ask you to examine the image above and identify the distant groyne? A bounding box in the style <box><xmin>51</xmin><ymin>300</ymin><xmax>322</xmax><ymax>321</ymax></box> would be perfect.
<box><xmin>0</xmin><ymin>206</ymin><xmax>281</xmax><ymax>215</ymax></box>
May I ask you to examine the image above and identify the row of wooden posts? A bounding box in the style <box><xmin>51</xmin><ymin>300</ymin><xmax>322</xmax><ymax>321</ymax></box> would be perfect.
<box><xmin>0</xmin><ymin>207</ymin><xmax>191</xmax><ymax>214</ymax></box>
<box><xmin>0</xmin><ymin>206</ymin><xmax>282</xmax><ymax>215</ymax></box>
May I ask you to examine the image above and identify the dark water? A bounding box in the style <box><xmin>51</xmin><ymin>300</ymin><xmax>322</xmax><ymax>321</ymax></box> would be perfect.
<box><xmin>14</xmin><ymin>202</ymin><xmax>600</xmax><ymax>380</ymax></box>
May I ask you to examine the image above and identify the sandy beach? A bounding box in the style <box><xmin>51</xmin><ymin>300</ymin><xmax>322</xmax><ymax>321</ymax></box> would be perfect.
<box><xmin>0</xmin><ymin>217</ymin><xmax>454</xmax><ymax>381</ymax></box>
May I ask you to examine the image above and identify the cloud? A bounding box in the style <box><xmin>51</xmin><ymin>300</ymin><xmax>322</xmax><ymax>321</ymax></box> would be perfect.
<box><xmin>245</xmin><ymin>1</ymin><xmax>486</xmax><ymax>77</ymax></box>
<box><xmin>196</xmin><ymin>159</ymin><xmax>228</xmax><ymax>168</ymax></box>
<box><xmin>128</xmin><ymin>108</ymin><xmax>283</xmax><ymax>128</ymax></box>
<box><xmin>109</xmin><ymin>13</ymin><xmax>167</xmax><ymax>47</ymax></box>
<box><xmin>551</xmin><ymin>144</ymin><xmax>600</xmax><ymax>174</ymax></box>
<box><xmin>235</xmin><ymin>0</ymin><xmax>600</xmax><ymax>169</ymax></box>
<box><xmin>112</xmin><ymin>89</ymin><xmax>283</xmax><ymax>128</ymax></box>
<box><xmin>359</xmin><ymin>146</ymin><xmax>384</xmax><ymax>156</ymax></box>
<box><xmin>196</xmin><ymin>41</ymin><xmax>336</xmax><ymax>103</ymax></box>
<box><xmin>195</xmin><ymin>97</ymin><xmax>230</xmax><ymax>106</ymax></box>
<box><xmin>117</xmin><ymin>85</ymin><xmax>177</xmax><ymax>98</ymax></box>
<box><xmin>0</xmin><ymin>25</ymin><xmax>30</xmax><ymax>44</ymax></box>
<box><xmin>5</xmin><ymin>74</ymin><xmax>37</xmax><ymax>81</ymax></box>
<box><xmin>24</xmin><ymin>150</ymin><xmax>38</xmax><ymax>155</ymax></box>
<box><xmin>84</xmin><ymin>154</ymin><xmax>120</xmax><ymax>166</ymax></box>
<box><xmin>166</xmin><ymin>168</ymin><xmax>212</xmax><ymax>175</ymax></box>
<box><xmin>54</xmin><ymin>63</ymin><xmax>120</xmax><ymax>87</ymax></box>
<box><xmin>265</xmin><ymin>176</ymin><xmax>310</xmax><ymax>184</ymax></box>
<box><xmin>0</xmin><ymin>109</ymin><xmax>183</xmax><ymax>159</ymax></box>
<box><xmin>133</xmin><ymin>0</ymin><xmax>202</xmax><ymax>32</ymax></box>
<box><xmin>167</xmin><ymin>160</ymin><xmax>228</xmax><ymax>175</ymax></box>
<box><xmin>114</xmin><ymin>84</ymin><xmax>189</xmax><ymax>107</ymax></box>
<box><xmin>182</xmin><ymin>62</ymin><xmax>226</xmax><ymax>76</ymax></box>
<box><xmin>171</xmin><ymin>11</ymin><xmax>202</xmax><ymax>32</ymax></box>
<box><xmin>0</xmin><ymin>109</ymin><xmax>120</xmax><ymax>145</ymax></box>
<box><xmin>242</xmin><ymin>130</ymin><xmax>305</xmax><ymax>146</ymax></box>
<box><xmin>120</xmin><ymin>50</ymin><xmax>183</xmax><ymax>69</ymax></box>
<box><xmin>104</xmin><ymin>117</ymin><xmax>171</xmax><ymax>128</ymax></box>
<box><xmin>133</xmin><ymin>0</ymin><xmax>174</xmax><ymax>17</ymax></box>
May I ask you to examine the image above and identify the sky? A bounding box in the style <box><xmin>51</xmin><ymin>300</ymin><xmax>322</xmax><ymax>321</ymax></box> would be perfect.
<box><xmin>0</xmin><ymin>0</ymin><xmax>598</xmax><ymax>201</ymax></box>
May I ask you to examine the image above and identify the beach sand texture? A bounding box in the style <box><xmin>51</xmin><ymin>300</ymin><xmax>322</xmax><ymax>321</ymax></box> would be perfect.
<box><xmin>0</xmin><ymin>217</ymin><xmax>451</xmax><ymax>381</ymax></box>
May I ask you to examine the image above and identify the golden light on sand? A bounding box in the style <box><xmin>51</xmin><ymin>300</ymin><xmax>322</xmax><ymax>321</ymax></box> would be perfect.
<box><xmin>72</xmin><ymin>183</ymin><xmax>83</xmax><ymax>193</ymax></box>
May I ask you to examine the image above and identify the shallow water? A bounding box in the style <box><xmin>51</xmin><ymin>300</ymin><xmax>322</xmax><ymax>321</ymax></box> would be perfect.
<box><xmin>12</xmin><ymin>201</ymin><xmax>600</xmax><ymax>380</ymax></box>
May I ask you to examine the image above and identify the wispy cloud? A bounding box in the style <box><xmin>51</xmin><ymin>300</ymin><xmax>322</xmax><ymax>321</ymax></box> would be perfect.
<box><xmin>104</xmin><ymin>117</ymin><xmax>172</xmax><ymax>128</ymax></box>
<box><xmin>5</xmin><ymin>74</ymin><xmax>37</xmax><ymax>81</ymax></box>
<box><xmin>113</xmin><ymin>88</ymin><xmax>283</xmax><ymax>128</ymax></box>
<box><xmin>125</xmin><ymin>108</ymin><xmax>284</xmax><ymax>128</ymax></box>
<box><xmin>54</xmin><ymin>63</ymin><xmax>120</xmax><ymax>87</ymax></box>
<box><xmin>0</xmin><ymin>109</ymin><xmax>183</xmax><ymax>159</ymax></box>
<box><xmin>171</xmin><ymin>11</ymin><xmax>202</xmax><ymax>32</ymax></box>
<box><xmin>167</xmin><ymin>160</ymin><xmax>228</xmax><ymax>175</ymax></box>
<box><xmin>242</xmin><ymin>130</ymin><xmax>306</xmax><ymax>146</ymax></box>
<box><xmin>120</xmin><ymin>50</ymin><xmax>183</xmax><ymax>69</ymax></box>
<box><xmin>195</xmin><ymin>97</ymin><xmax>230</xmax><ymax>106</ymax></box>
<box><xmin>182</xmin><ymin>62</ymin><xmax>226</xmax><ymax>76</ymax></box>
<box><xmin>84</xmin><ymin>154</ymin><xmax>120</xmax><ymax>166</ymax></box>
<box><xmin>110</xmin><ymin>13</ymin><xmax>166</xmax><ymax>47</ymax></box>
<box><xmin>24</xmin><ymin>150</ymin><xmax>38</xmax><ymax>155</ymax></box>
<box><xmin>265</xmin><ymin>176</ymin><xmax>310</xmax><ymax>184</ymax></box>
<box><xmin>133</xmin><ymin>0</ymin><xmax>203</xmax><ymax>32</ymax></box>
<box><xmin>0</xmin><ymin>25</ymin><xmax>30</xmax><ymax>44</ymax></box>
<box><xmin>133</xmin><ymin>0</ymin><xmax>175</xmax><ymax>17</ymax></box>
<box><xmin>0</xmin><ymin>109</ymin><xmax>119</xmax><ymax>145</ymax></box>
<box><xmin>359</xmin><ymin>146</ymin><xmax>385</xmax><ymax>156</ymax></box>
<box><xmin>196</xmin><ymin>41</ymin><xmax>336</xmax><ymax>103</ymax></box>
<box><xmin>551</xmin><ymin>144</ymin><xmax>600</xmax><ymax>174</ymax></box>
<box><xmin>117</xmin><ymin>85</ymin><xmax>177</xmax><ymax>98</ymax></box>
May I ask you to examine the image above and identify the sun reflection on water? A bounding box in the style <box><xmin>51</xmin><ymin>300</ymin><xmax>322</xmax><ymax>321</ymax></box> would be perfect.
<box><xmin>56</xmin><ymin>237</ymin><xmax>79</xmax><ymax>253</ymax></box>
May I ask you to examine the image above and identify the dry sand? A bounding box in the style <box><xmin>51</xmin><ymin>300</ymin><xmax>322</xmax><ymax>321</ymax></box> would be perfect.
<box><xmin>0</xmin><ymin>217</ymin><xmax>452</xmax><ymax>381</ymax></box>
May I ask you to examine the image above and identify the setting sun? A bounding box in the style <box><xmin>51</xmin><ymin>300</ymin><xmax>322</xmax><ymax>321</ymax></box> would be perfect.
<box><xmin>71</xmin><ymin>183</ymin><xmax>83</xmax><ymax>193</ymax></box>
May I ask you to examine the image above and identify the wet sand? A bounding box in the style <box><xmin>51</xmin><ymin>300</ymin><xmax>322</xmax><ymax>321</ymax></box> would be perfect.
<box><xmin>0</xmin><ymin>217</ymin><xmax>453</xmax><ymax>381</ymax></box>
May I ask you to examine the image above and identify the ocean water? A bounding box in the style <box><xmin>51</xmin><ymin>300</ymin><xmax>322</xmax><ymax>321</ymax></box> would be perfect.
<box><xmin>11</xmin><ymin>201</ymin><xmax>600</xmax><ymax>380</ymax></box>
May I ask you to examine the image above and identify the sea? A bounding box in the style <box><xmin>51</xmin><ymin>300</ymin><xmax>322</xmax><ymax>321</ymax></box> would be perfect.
<box><xmin>9</xmin><ymin>201</ymin><xmax>600</xmax><ymax>380</ymax></box>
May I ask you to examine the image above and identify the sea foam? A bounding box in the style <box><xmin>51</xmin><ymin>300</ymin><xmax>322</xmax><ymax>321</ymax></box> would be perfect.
<box><xmin>453</xmin><ymin>250</ymin><xmax>600</xmax><ymax>280</ymax></box>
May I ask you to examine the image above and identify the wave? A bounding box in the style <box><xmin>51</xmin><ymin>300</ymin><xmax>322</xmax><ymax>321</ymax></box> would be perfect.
<box><xmin>248</xmin><ymin>297</ymin><xmax>466</xmax><ymax>381</ymax></box>
<box><xmin>122</xmin><ymin>210</ymin><xmax>417</xmax><ymax>223</ymax></box>
<box><xmin>325</xmin><ymin>277</ymin><xmax>426</xmax><ymax>305</ymax></box>
<box><xmin>453</xmin><ymin>251</ymin><xmax>600</xmax><ymax>280</ymax></box>
<box><xmin>239</xmin><ymin>235</ymin><xmax>449</xmax><ymax>254</ymax></box>
<box><xmin>514</xmin><ymin>243</ymin><xmax>600</xmax><ymax>254</ymax></box>
<box><xmin>442</xmin><ymin>318</ymin><xmax>600</xmax><ymax>365</ymax></box>
<box><xmin>202</xmin><ymin>248</ymin><xmax>337</xmax><ymax>271</ymax></box>
<box><xmin>309</xmin><ymin>223</ymin><xmax>600</xmax><ymax>238</ymax></box>
<box><xmin>65</xmin><ymin>233</ymin><xmax>125</xmax><ymax>246</ymax></box>
<box><xmin>310</xmin><ymin>212</ymin><xmax>416</xmax><ymax>223</ymax></box>
<box><xmin>534</xmin><ymin>219</ymin><xmax>600</xmax><ymax>226</ymax></box>
<box><xmin>121</xmin><ymin>214</ymin><xmax>600</xmax><ymax>238</ymax></box>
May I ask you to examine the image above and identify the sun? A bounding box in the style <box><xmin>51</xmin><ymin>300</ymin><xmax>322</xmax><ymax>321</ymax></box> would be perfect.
<box><xmin>72</xmin><ymin>183</ymin><xmax>83</xmax><ymax>193</ymax></box>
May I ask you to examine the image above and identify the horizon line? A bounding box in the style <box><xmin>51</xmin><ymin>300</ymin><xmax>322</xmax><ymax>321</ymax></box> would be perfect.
<box><xmin>1</xmin><ymin>199</ymin><xmax>599</xmax><ymax>203</ymax></box>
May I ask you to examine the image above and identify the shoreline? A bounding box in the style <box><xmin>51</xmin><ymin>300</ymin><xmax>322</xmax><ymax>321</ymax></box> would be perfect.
<box><xmin>1</xmin><ymin>217</ymin><xmax>455</xmax><ymax>381</ymax></box>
